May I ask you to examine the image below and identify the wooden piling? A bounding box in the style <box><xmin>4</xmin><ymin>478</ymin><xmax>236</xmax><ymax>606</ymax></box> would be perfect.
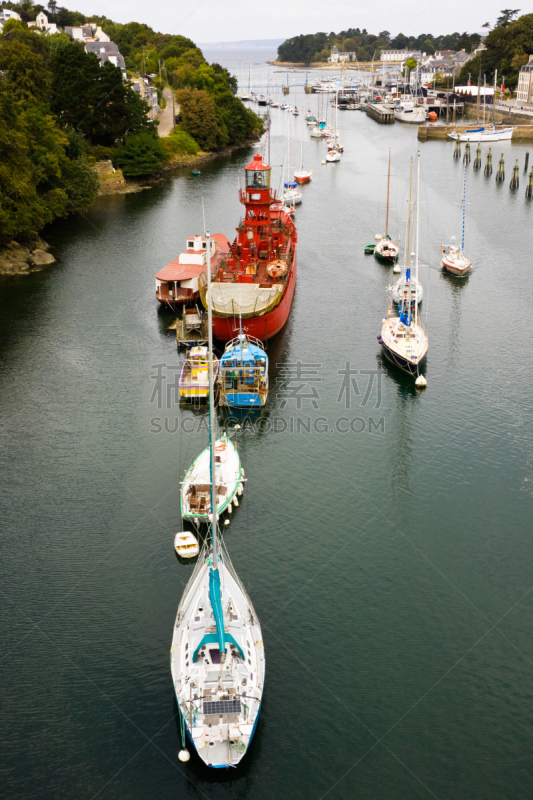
<box><xmin>525</xmin><ymin>152</ymin><xmax>529</xmax><ymax>173</ymax></box>
<box><xmin>484</xmin><ymin>148</ymin><xmax>493</xmax><ymax>175</ymax></box>
<box><xmin>453</xmin><ymin>135</ymin><xmax>461</xmax><ymax>159</ymax></box>
<box><xmin>473</xmin><ymin>144</ymin><xmax>481</xmax><ymax>170</ymax></box>
<box><xmin>526</xmin><ymin>167</ymin><xmax>533</xmax><ymax>198</ymax></box>
<box><xmin>463</xmin><ymin>139</ymin><xmax>471</xmax><ymax>164</ymax></box>
<box><xmin>495</xmin><ymin>153</ymin><xmax>505</xmax><ymax>183</ymax></box>
<box><xmin>510</xmin><ymin>159</ymin><xmax>520</xmax><ymax>189</ymax></box>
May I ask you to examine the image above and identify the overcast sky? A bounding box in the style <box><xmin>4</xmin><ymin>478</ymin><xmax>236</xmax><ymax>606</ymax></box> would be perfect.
<box><xmin>71</xmin><ymin>0</ymin><xmax>508</xmax><ymax>42</ymax></box>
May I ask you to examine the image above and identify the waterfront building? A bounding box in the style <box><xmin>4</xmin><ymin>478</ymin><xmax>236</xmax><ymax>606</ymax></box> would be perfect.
<box><xmin>382</xmin><ymin>49</ymin><xmax>423</xmax><ymax>63</ymax></box>
<box><xmin>517</xmin><ymin>56</ymin><xmax>533</xmax><ymax>105</ymax></box>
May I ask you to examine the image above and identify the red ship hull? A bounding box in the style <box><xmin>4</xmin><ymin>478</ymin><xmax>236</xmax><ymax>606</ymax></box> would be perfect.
<box><xmin>212</xmin><ymin>250</ymin><xmax>297</xmax><ymax>342</ymax></box>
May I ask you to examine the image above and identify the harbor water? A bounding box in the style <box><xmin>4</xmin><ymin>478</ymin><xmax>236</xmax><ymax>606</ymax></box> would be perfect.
<box><xmin>1</xmin><ymin>52</ymin><xmax>533</xmax><ymax>800</ymax></box>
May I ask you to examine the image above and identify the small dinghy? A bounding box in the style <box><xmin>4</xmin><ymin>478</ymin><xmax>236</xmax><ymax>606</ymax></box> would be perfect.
<box><xmin>174</xmin><ymin>531</ymin><xmax>200</xmax><ymax>558</ymax></box>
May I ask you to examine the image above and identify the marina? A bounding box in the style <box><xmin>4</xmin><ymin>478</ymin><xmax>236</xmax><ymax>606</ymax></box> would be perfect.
<box><xmin>2</xmin><ymin>44</ymin><xmax>533</xmax><ymax>800</ymax></box>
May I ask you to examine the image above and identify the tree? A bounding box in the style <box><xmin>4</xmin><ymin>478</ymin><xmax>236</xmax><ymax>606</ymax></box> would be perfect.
<box><xmin>458</xmin><ymin>13</ymin><xmax>533</xmax><ymax>88</ymax></box>
<box><xmin>49</xmin><ymin>40</ymin><xmax>153</xmax><ymax>145</ymax></box>
<box><xmin>403</xmin><ymin>57</ymin><xmax>418</xmax><ymax>76</ymax></box>
<box><xmin>2</xmin><ymin>18</ymin><xmax>26</xmax><ymax>33</ymax></box>
<box><xmin>496</xmin><ymin>9</ymin><xmax>520</xmax><ymax>28</ymax></box>
<box><xmin>0</xmin><ymin>39</ymin><xmax>51</xmax><ymax>104</ymax></box>
<box><xmin>176</xmin><ymin>87</ymin><xmax>220</xmax><ymax>150</ymax></box>
<box><xmin>115</xmin><ymin>132</ymin><xmax>167</xmax><ymax>176</ymax></box>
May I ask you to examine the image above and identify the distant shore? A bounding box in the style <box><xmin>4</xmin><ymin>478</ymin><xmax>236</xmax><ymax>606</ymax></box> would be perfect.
<box><xmin>270</xmin><ymin>59</ymin><xmax>386</xmax><ymax>71</ymax></box>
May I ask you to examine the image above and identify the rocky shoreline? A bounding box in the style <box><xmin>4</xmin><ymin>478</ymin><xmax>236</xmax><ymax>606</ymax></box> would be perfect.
<box><xmin>0</xmin><ymin>236</ymin><xmax>56</xmax><ymax>276</ymax></box>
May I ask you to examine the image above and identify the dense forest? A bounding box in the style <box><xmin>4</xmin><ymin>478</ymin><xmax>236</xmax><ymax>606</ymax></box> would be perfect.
<box><xmin>277</xmin><ymin>29</ymin><xmax>482</xmax><ymax>64</ymax></box>
<box><xmin>458</xmin><ymin>12</ymin><xmax>533</xmax><ymax>90</ymax></box>
<box><xmin>0</xmin><ymin>1</ymin><xmax>263</xmax><ymax>245</ymax></box>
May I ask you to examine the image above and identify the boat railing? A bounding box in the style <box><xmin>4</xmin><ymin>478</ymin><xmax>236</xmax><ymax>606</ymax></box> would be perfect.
<box><xmin>224</xmin><ymin>334</ymin><xmax>265</xmax><ymax>350</ymax></box>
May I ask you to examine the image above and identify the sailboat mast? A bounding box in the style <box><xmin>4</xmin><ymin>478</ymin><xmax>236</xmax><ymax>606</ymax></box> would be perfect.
<box><xmin>385</xmin><ymin>149</ymin><xmax>391</xmax><ymax>237</ymax></box>
<box><xmin>206</xmin><ymin>230</ymin><xmax>218</xmax><ymax>569</ymax></box>
<box><xmin>406</xmin><ymin>158</ymin><xmax>413</xmax><ymax>271</ymax></box>
<box><xmin>462</xmin><ymin>160</ymin><xmax>466</xmax><ymax>253</ymax></box>
<box><xmin>415</xmin><ymin>149</ymin><xmax>420</xmax><ymax>330</ymax></box>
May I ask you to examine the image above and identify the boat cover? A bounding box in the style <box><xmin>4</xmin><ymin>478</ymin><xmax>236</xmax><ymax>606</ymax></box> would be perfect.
<box><xmin>209</xmin><ymin>567</ymin><xmax>226</xmax><ymax>655</ymax></box>
<box><xmin>192</xmin><ymin>632</ymin><xmax>245</xmax><ymax>662</ymax></box>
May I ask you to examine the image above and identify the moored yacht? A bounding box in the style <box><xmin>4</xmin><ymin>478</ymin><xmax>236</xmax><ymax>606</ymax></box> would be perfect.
<box><xmin>172</xmin><ymin>235</ymin><xmax>264</xmax><ymax>767</ymax></box>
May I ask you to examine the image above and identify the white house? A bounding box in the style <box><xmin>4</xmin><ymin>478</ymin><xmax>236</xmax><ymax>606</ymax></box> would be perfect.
<box><xmin>64</xmin><ymin>23</ymin><xmax>110</xmax><ymax>42</ymax></box>
<box><xmin>517</xmin><ymin>55</ymin><xmax>533</xmax><ymax>104</ymax></box>
<box><xmin>0</xmin><ymin>6</ymin><xmax>21</xmax><ymax>30</ymax></box>
<box><xmin>27</xmin><ymin>12</ymin><xmax>59</xmax><ymax>34</ymax></box>
<box><xmin>1</xmin><ymin>7</ymin><xmax>21</xmax><ymax>20</ymax></box>
<box><xmin>381</xmin><ymin>49</ymin><xmax>423</xmax><ymax>63</ymax></box>
<box><xmin>329</xmin><ymin>45</ymin><xmax>356</xmax><ymax>63</ymax></box>
<box><xmin>85</xmin><ymin>41</ymin><xmax>127</xmax><ymax>80</ymax></box>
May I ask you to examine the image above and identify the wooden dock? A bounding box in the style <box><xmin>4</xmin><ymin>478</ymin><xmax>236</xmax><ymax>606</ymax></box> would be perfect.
<box><xmin>365</xmin><ymin>103</ymin><xmax>395</xmax><ymax>124</ymax></box>
<box><xmin>170</xmin><ymin>316</ymin><xmax>209</xmax><ymax>348</ymax></box>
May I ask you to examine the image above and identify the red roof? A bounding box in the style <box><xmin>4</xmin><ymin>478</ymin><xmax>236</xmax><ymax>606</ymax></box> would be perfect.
<box><xmin>156</xmin><ymin>233</ymin><xmax>230</xmax><ymax>281</ymax></box>
<box><xmin>244</xmin><ymin>153</ymin><xmax>271</xmax><ymax>171</ymax></box>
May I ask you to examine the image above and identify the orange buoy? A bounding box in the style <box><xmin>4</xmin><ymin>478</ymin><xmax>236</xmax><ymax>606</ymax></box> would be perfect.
<box><xmin>428</xmin><ymin>112</ymin><xmax>438</xmax><ymax>123</ymax></box>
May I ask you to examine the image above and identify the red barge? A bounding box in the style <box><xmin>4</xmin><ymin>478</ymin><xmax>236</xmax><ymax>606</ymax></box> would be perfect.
<box><xmin>199</xmin><ymin>154</ymin><xmax>297</xmax><ymax>342</ymax></box>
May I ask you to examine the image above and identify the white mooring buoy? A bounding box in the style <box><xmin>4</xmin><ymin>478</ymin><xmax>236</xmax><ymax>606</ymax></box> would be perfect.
<box><xmin>392</xmin><ymin>263</ymin><xmax>401</xmax><ymax>273</ymax></box>
<box><xmin>224</xmin><ymin>519</ymin><xmax>230</xmax><ymax>526</ymax></box>
<box><xmin>415</xmin><ymin>375</ymin><xmax>427</xmax><ymax>388</ymax></box>
<box><xmin>233</xmin><ymin>424</ymin><xmax>241</xmax><ymax>431</ymax></box>
<box><xmin>321</xmin><ymin>160</ymin><xmax>326</xmax><ymax>165</ymax></box>
<box><xmin>178</xmin><ymin>749</ymin><xmax>190</xmax><ymax>763</ymax></box>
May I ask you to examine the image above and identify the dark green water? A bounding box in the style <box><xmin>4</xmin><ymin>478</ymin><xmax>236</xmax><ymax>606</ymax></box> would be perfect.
<box><xmin>2</xmin><ymin>68</ymin><xmax>533</xmax><ymax>800</ymax></box>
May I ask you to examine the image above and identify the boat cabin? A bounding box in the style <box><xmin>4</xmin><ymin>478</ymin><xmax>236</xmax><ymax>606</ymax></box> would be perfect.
<box><xmin>179</xmin><ymin>346</ymin><xmax>218</xmax><ymax>401</ymax></box>
<box><xmin>155</xmin><ymin>233</ymin><xmax>230</xmax><ymax>306</ymax></box>
<box><xmin>218</xmin><ymin>334</ymin><xmax>268</xmax><ymax>407</ymax></box>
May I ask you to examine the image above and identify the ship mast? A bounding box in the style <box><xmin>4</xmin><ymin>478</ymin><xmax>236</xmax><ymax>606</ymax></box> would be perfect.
<box><xmin>415</xmin><ymin>148</ymin><xmax>420</xmax><ymax>331</ymax></box>
<box><xmin>385</xmin><ymin>148</ymin><xmax>391</xmax><ymax>237</ymax></box>
<box><xmin>206</xmin><ymin>230</ymin><xmax>218</xmax><ymax>569</ymax></box>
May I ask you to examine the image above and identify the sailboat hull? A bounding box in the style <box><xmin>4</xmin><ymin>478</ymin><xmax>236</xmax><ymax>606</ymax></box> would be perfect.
<box><xmin>380</xmin><ymin>341</ymin><xmax>427</xmax><ymax>375</ymax></box>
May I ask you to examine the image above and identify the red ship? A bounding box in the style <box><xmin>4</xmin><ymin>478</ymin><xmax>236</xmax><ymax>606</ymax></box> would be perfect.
<box><xmin>199</xmin><ymin>154</ymin><xmax>297</xmax><ymax>341</ymax></box>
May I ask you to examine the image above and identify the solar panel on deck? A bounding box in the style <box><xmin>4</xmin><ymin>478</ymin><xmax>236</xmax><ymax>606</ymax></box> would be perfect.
<box><xmin>203</xmin><ymin>700</ymin><xmax>242</xmax><ymax>716</ymax></box>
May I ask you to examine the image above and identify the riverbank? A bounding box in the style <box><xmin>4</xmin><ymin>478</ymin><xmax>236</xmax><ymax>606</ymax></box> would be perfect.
<box><xmin>0</xmin><ymin>137</ymin><xmax>261</xmax><ymax>275</ymax></box>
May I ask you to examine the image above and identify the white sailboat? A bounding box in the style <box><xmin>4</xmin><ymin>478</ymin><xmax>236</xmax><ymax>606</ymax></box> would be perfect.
<box><xmin>326</xmin><ymin>92</ymin><xmax>342</xmax><ymax>162</ymax></box>
<box><xmin>378</xmin><ymin>152</ymin><xmax>428</xmax><ymax>376</ymax></box>
<box><xmin>441</xmin><ymin>161</ymin><xmax>472</xmax><ymax>277</ymax></box>
<box><xmin>180</xmin><ymin>432</ymin><xmax>243</xmax><ymax>525</ymax></box>
<box><xmin>171</xmin><ymin>230</ymin><xmax>265</xmax><ymax>768</ymax></box>
<box><xmin>374</xmin><ymin>150</ymin><xmax>399</xmax><ymax>264</ymax></box>
<box><xmin>283</xmin><ymin>119</ymin><xmax>303</xmax><ymax>205</ymax></box>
